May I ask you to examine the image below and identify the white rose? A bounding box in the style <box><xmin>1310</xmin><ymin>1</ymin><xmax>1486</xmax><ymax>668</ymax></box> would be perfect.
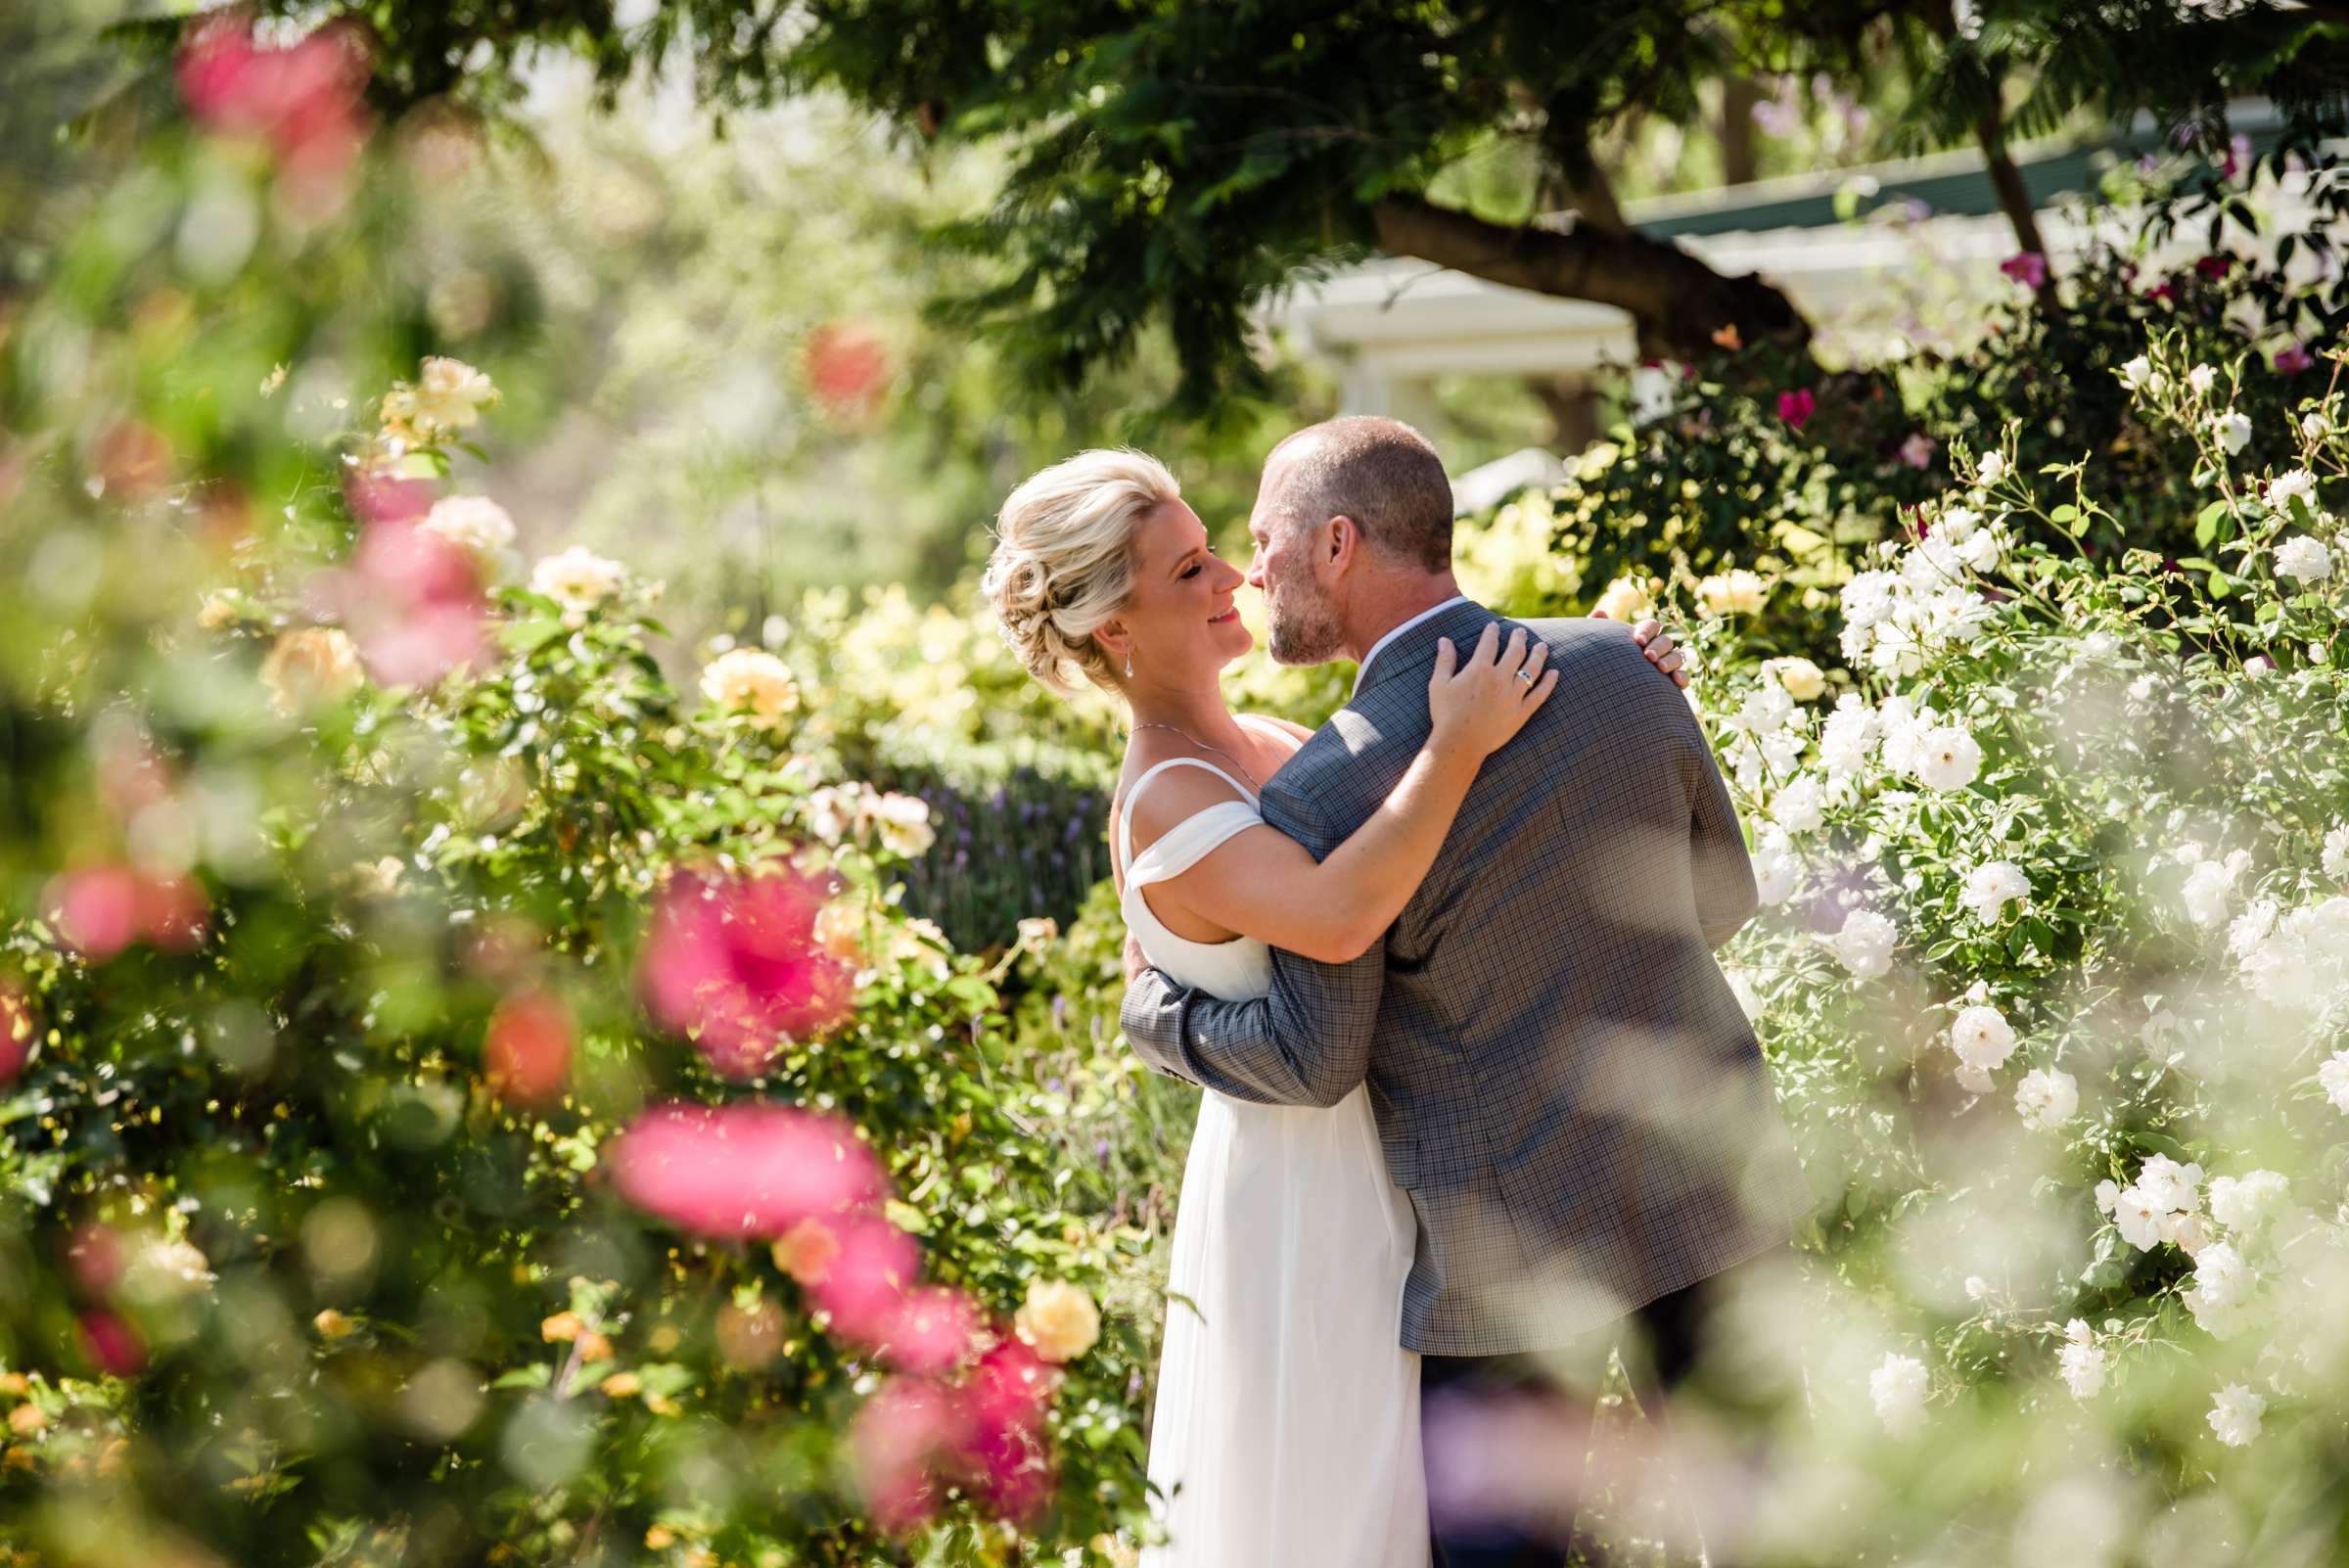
<box><xmin>1949</xmin><ymin>1004</ymin><xmax>2018</xmax><ymax>1072</ymax></box>
<box><xmin>1013</xmin><ymin>1279</ymin><xmax>1101</xmax><ymax>1362</ymax></box>
<box><xmin>2324</xmin><ymin>826</ymin><xmax>2349</xmax><ymax>883</ymax></box>
<box><xmin>2058</xmin><ymin>1320</ymin><xmax>2106</xmax><ymax>1400</ymax></box>
<box><xmin>2180</xmin><ymin>859</ymin><xmax>2237</xmax><ymax>928</ymax></box>
<box><xmin>1912</xmin><ymin>724</ymin><xmax>1983</xmax><ymax>792</ymax></box>
<box><xmin>2209</xmin><ymin>411</ymin><xmax>2252</xmax><ymax>455</ymax></box>
<box><xmin>1752</xmin><ymin>834</ymin><xmax>1801</xmax><ymax>905</ymax></box>
<box><xmin>2274</xmin><ymin>534</ymin><xmax>2332</xmax><ymax>584</ymax></box>
<box><xmin>2136</xmin><ymin>1154</ymin><xmax>2204</xmax><ymax>1215</ymax></box>
<box><xmin>1959</xmin><ymin>860</ymin><xmax>2030</xmax><ymax>924</ymax></box>
<box><xmin>700</xmin><ymin>648</ymin><xmax>801</xmax><ymax>728</ymax></box>
<box><xmin>2013</xmin><ymin>1067</ymin><xmax>2078</xmax><ymax>1130</ymax></box>
<box><xmin>2187</xmin><ymin>363</ymin><xmax>2218</xmax><ymax>396</ymax></box>
<box><xmin>868</xmin><ymin>792</ymin><xmax>936</xmax><ymax>857</ymax></box>
<box><xmin>529</xmin><ymin>546</ymin><xmax>624</xmax><ymax>610</ymax></box>
<box><xmin>2317</xmin><ymin>1049</ymin><xmax>2349</xmax><ymax>1113</ymax></box>
<box><xmin>2268</xmin><ymin>468</ymin><xmax>2318</xmax><ymax>511</ymax></box>
<box><xmin>2113</xmin><ymin>1184</ymin><xmax>2168</xmax><ymax>1251</ymax></box>
<box><xmin>2119</xmin><ymin>354</ymin><xmax>2156</xmax><ymax>392</ymax></box>
<box><xmin>2206</xmin><ymin>1384</ymin><xmax>2264</xmax><ymax>1447</ymax></box>
<box><xmin>260</xmin><ymin>626</ymin><xmax>365</xmax><ymax>715</ymax></box>
<box><xmin>1772</xmin><ymin>775</ymin><xmax>1825</xmax><ymax>836</ymax></box>
<box><xmin>2207</xmin><ymin>1170</ymin><xmax>2289</xmax><ymax>1234</ymax></box>
<box><xmin>1831</xmin><ymin>908</ymin><xmax>1898</xmax><ymax>980</ymax></box>
<box><xmin>420</xmin><ymin>494</ymin><xmax>517</xmax><ymax>561</ymax></box>
<box><xmin>1975</xmin><ymin>450</ymin><xmax>2007</xmax><ymax>486</ymax></box>
<box><xmin>1869</xmin><ymin>1352</ymin><xmax>1929</xmax><ymax>1435</ymax></box>
<box><xmin>1771</xmin><ymin>657</ymin><xmax>1826</xmax><ymax>702</ymax></box>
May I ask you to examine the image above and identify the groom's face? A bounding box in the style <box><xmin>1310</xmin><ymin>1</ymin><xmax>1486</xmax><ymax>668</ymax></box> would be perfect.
<box><xmin>1246</xmin><ymin>456</ymin><xmax>1347</xmax><ymax>667</ymax></box>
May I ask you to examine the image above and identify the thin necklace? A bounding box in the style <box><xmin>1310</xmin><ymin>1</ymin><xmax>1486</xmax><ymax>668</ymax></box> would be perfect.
<box><xmin>1128</xmin><ymin>720</ymin><xmax>1262</xmax><ymax>790</ymax></box>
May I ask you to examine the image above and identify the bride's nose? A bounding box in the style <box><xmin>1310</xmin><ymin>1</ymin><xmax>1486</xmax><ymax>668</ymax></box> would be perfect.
<box><xmin>1217</xmin><ymin>558</ymin><xmax>1247</xmax><ymax>592</ymax></box>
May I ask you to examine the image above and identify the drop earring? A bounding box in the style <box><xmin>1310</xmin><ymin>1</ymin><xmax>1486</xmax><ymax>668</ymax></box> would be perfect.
<box><xmin>1125</xmin><ymin>649</ymin><xmax>1134</xmax><ymax>678</ymax></box>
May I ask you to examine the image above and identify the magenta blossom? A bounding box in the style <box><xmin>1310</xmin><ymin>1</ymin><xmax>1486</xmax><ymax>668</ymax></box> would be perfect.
<box><xmin>808</xmin><ymin>1215</ymin><xmax>925</xmax><ymax>1344</ymax></box>
<box><xmin>1776</xmin><ymin>389</ymin><xmax>1817</xmax><ymax>429</ymax></box>
<box><xmin>0</xmin><ymin>983</ymin><xmax>29</xmax><ymax>1083</ymax></box>
<box><xmin>2195</xmin><ymin>254</ymin><xmax>2234</xmax><ymax>280</ymax></box>
<box><xmin>851</xmin><ymin>1376</ymin><xmax>969</xmax><ymax>1534</ymax></box>
<box><xmin>46</xmin><ymin>867</ymin><xmax>207</xmax><ymax>960</ymax></box>
<box><xmin>176</xmin><ymin>14</ymin><xmax>371</xmax><ymax>206</ymax></box>
<box><xmin>639</xmin><ymin>865</ymin><xmax>855</xmax><ymax>1077</ymax></box>
<box><xmin>605</xmin><ymin>1101</ymin><xmax>887</xmax><ymax>1242</ymax></box>
<box><xmin>2275</xmin><ymin>343</ymin><xmax>2314</xmax><ymax>376</ymax></box>
<box><xmin>1999</xmin><ymin>252</ymin><xmax>2048</xmax><ymax>289</ymax></box>
<box><xmin>878</xmin><ymin>1285</ymin><xmax>986</xmax><ymax>1374</ymax></box>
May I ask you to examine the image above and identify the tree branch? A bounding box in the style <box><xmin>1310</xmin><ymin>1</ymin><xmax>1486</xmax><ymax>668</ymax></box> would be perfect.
<box><xmin>1370</xmin><ymin>194</ymin><xmax>1811</xmax><ymax>362</ymax></box>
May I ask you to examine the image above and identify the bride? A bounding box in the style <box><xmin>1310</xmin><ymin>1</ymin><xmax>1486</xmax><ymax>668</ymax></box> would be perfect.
<box><xmin>983</xmin><ymin>447</ymin><xmax>1670</xmax><ymax>1565</ymax></box>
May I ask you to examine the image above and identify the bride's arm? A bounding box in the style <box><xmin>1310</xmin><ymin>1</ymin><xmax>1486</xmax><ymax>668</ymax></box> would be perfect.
<box><xmin>1133</xmin><ymin>623</ymin><xmax>1556</xmax><ymax>964</ymax></box>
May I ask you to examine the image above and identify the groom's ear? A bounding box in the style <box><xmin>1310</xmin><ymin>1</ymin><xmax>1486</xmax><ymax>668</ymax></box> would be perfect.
<box><xmin>1324</xmin><ymin>515</ymin><xmax>1360</xmax><ymax>572</ymax></box>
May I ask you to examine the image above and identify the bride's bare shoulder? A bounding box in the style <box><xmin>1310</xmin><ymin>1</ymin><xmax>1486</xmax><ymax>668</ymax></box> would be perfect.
<box><xmin>1235</xmin><ymin>713</ymin><xmax>1315</xmax><ymax>745</ymax></box>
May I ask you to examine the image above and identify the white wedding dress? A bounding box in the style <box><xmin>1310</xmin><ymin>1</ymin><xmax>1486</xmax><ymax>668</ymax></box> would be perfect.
<box><xmin>1118</xmin><ymin>724</ymin><xmax>1428</xmax><ymax>1568</ymax></box>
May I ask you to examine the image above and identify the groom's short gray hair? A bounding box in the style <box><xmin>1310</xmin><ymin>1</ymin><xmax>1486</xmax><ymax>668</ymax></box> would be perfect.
<box><xmin>1267</xmin><ymin>416</ymin><xmax>1452</xmax><ymax>574</ymax></box>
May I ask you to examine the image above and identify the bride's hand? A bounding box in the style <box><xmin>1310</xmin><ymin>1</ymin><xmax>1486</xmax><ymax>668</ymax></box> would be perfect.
<box><xmin>1427</xmin><ymin>623</ymin><xmax>1558</xmax><ymax>757</ymax></box>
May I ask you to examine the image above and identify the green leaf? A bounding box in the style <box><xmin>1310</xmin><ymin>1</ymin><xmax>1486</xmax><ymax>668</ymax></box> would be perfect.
<box><xmin>502</xmin><ymin>619</ymin><xmax>565</xmax><ymax>653</ymax></box>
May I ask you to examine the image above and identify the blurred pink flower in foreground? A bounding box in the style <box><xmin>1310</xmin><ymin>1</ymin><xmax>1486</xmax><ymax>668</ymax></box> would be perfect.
<box><xmin>1776</xmin><ymin>389</ymin><xmax>1816</xmax><ymax>429</ymax></box>
<box><xmin>852</xmin><ymin>1376</ymin><xmax>968</xmax><ymax>1533</ymax></box>
<box><xmin>878</xmin><ymin>1285</ymin><xmax>985</xmax><ymax>1375</ymax></box>
<box><xmin>1898</xmin><ymin>433</ymin><xmax>1938</xmax><ymax>470</ymax></box>
<box><xmin>639</xmin><ymin>866</ymin><xmax>856</xmax><ymax>1077</ymax></box>
<box><xmin>852</xmin><ymin>1337</ymin><xmax>1063</xmax><ymax>1536</ymax></box>
<box><xmin>304</xmin><ymin>517</ymin><xmax>490</xmax><ymax>691</ymax></box>
<box><xmin>605</xmin><ymin>1101</ymin><xmax>887</xmax><ymax>1242</ymax></box>
<box><xmin>2000</xmin><ymin>252</ymin><xmax>2048</xmax><ymax>289</ymax></box>
<box><xmin>177</xmin><ymin>14</ymin><xmax>372</xmax><ymax>215</ymax></box>
<box><xmin>0</xmin><ymin>983</ymin><xmax>31</xmax><ymax>1083</ymax></box>
<box><xmin>806</xmin><ymin>1215</ymin><xmax>924</xmax><ymax>1342</ymax></box>
<box><xmin>484</xmin><ymin>990</ymin><xmax>573</xmax><ymax>1106</ymax></box>
<box><xmin>77</xmin><ymin>1309</ymin><xmax>148</xmax><ymax>1378</ymax></box>
<box><xmin>2275</xmin><ymin>343</ymin><xmax>2314</xmax><ymax>376</ymax></box>
<box><xmin>46</xmin><ymin>867</ymin><xmax>207</xmax><ymax>960</ymax></box>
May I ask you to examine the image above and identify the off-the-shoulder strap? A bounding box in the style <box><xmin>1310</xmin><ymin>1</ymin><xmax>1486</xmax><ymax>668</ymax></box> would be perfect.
<box><xmin>1115</xmin><ymin>758</ymin><xmax>1257</xmax><ymax>881</ymax></box>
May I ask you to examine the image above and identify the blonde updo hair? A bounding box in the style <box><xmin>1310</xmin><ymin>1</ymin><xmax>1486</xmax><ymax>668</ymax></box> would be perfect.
<box><xmin>982</xmin><ymin>448</ymin><xmax>1182</xmax><ymax>696</ymax></box>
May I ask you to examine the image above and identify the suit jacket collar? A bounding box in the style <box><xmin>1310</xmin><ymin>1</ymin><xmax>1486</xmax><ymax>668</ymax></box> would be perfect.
<box><xmin>1353</xmin><ymin>598</ymin><xmax>1504</xmax><ymax>699</ymax></box>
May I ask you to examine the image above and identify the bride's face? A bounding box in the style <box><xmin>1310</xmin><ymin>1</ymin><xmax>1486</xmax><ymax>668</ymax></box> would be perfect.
<box><xmin>1113</xmin><ymin>499</ymin><xmax>1252</xmax><ymax>683</ymax></box>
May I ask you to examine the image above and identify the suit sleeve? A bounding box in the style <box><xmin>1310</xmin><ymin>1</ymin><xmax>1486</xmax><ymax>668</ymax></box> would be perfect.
<box><xmin>1117</xmin><ymin>778</ymin><xmax>1384</xmax><ymax>1108</ymax></box>
<box><xmin>1685</xmin><ymin>710</ymin><xmax>1760</xmax><ymax>948</ymax></box>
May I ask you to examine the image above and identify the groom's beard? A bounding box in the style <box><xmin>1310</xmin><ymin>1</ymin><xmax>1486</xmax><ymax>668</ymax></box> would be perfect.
<box><xmin>1267</xmin><ymin>587</ymin><xmax>1345</xmax><ymax>666</ymax></box>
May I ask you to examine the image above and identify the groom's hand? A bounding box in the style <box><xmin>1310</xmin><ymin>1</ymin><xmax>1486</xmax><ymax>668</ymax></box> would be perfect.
<box><xmin>1593</xmin><ymin>609</ymin><xmax>1691</xmax><ymax>689</ymax></box>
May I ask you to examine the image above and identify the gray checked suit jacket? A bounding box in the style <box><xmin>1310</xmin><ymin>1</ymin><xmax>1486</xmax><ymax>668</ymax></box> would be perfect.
<box><xmin>1120</xmin><ymin>599</ymin><xmax>1810</xmax><ymax>1358</ymax></box>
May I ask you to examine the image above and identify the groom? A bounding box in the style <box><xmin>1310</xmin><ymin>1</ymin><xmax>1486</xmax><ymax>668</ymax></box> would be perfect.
<box><xmin>1121</xmin><ymin>416</ymin><xmax>1808</xmax><ymax>1568</ymax></box>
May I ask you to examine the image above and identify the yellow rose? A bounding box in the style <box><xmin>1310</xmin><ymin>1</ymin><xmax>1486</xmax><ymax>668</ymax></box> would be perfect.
<box><xmin>599</xmin><ymin>1372</ymin><xmax>641</xmax><ymax>1399</ymax></box>
<box><xmin>575</xmin><ymin>1332</ymin><xmax>614</xmax><ymax>1363</ymax></box>
<box><xmin>7</xmin><ymin>1405</ymin><xmax>45</xmax><ymax>1438</ymax></box>
<box><xmin>811</xmin><ymin>900</ymin><xmax>867</xmax><ymax>965</ymax></box>
<box><xmin>644</xmin><ymin>1526</ymin><xmax>676</xmax><ymax>1550</ymax></box>
<box><xmin>1770</xmin><ymin>657</ymin><xmax>1826</xmax><ymax>702</ymax></box>
<box><xmin>699</xmin><ymin>648</ymin><xmax>800</xmax><ymax>728</ymax></box>
<box><xmin>1017</xmin><ymin>917</ymin><xmax>1060</xmax><ymax>948</ymax></box>
<box><xmin>313</xmin><ymin>1309</ymin><xmax>354</xmax><ymax>1340</ymax></box>
<box><xmin>1013</xmin><ymin>1279</ymin><xmax>1100</xmax><ymax>1363</ymax></box>
<box><xmin>1694</xmin><ymin>569</ymin><xmax>1769</xmax><ymax>617</ymax></box>
<box><xmin>198</xmin><ymin>591</ymin><xmax>239</xmax><ymax>630</ymax></box>
<box><xmin>259</xmin><ymin>626</ymin><xmax>364</xmax><ymax>715</ymax></box>
<box><xmin>540</xmin><ymin>1312</ymin><xmax>584</xmax><ymax>1344</ymax></box>
<box><xmin>381</xmin><ymin>356</ymin><xmax>498</xmax><ymax>444</ymax></box>
<box><xmin>0</xmin><ymin>1374</ymin><xmax>28</xmax><ymax>1399</ymax></box>
<box><xmin>1589</xmin><ymin>576</ymin><xmax>1654</xmax><ymax>623</ymax></box>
